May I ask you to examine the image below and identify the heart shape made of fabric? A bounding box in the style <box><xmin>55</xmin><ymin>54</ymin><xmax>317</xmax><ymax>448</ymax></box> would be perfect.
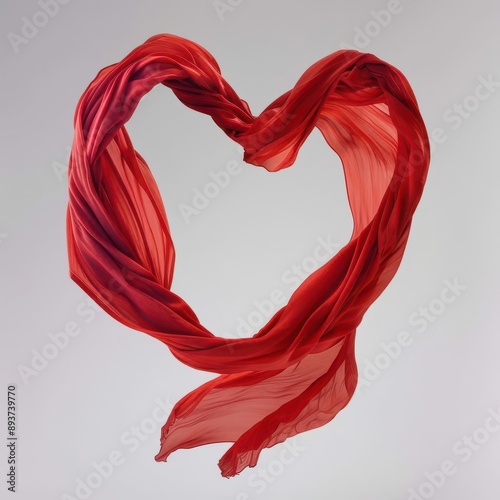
<box><xmin>66</xmin><ymin>33</ymin><xmax>430</xmax><ymax>477</ymax></box>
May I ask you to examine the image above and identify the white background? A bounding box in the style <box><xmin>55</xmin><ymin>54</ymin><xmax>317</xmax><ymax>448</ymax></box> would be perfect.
<box><xmin>1</xmin><ymin>1</ymin><xmax>499</xmax><ymax>499</ymax></box>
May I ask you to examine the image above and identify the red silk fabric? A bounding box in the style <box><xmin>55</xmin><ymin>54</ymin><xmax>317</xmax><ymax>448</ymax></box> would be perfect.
<box><xmin>66</xmin><ymin>34</ymin><xmax>429</xmax><ymax>477</ymax></box>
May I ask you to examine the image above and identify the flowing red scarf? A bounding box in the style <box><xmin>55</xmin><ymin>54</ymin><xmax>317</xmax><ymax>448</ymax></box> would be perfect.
<box><xmin>66</xmin><ymin>34</ymin><xmax>430</xmax><ymax>477</ymax></box>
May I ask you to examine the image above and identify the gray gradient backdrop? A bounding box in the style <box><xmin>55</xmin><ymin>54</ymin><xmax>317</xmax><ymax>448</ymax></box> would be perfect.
<box><xmin>1</xmin><ymin>1</ymin><xmax>499</xmax><ymax>499</ymax></box>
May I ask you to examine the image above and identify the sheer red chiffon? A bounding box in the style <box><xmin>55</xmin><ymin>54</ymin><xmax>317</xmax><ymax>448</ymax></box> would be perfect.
<box><xmin>66</xmin><ymin>34</ymin><xmax>430</xmax><ymax>476</ymax></box>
